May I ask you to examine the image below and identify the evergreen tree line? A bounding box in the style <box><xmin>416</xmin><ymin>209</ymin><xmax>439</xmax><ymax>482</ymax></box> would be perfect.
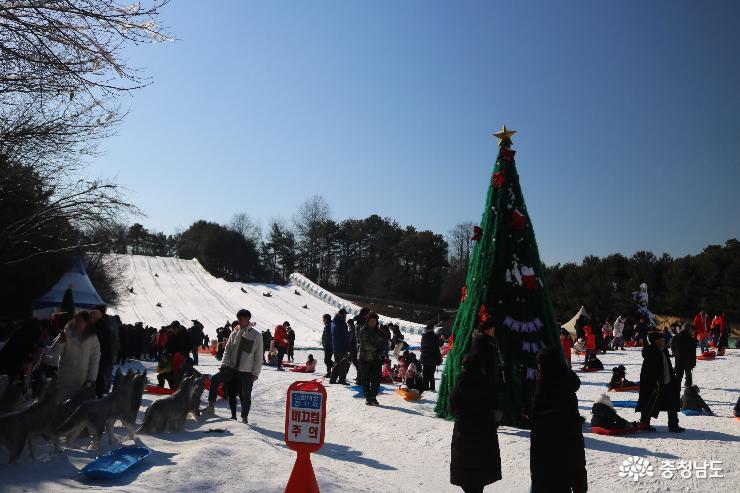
<box><xmin>544</xmin><ymin>239</ymin><xmax>740</xmax><ymax>322</ymax></box>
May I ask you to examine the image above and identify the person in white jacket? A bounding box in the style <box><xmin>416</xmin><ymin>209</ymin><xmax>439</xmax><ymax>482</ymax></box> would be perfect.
<box><xmin>612</xmin><ymin>315</ymin><xmax>626</xmax><ymax>350</ymax></box>
<box><xmin>50</xmin><ymin>311</ymin><xmax>101</xmax><ymax>403</ymax></box>
<box><xmin>204</xmin><ymin>309</ymin><xmax>262</xmax><ymax>423</ymax></box>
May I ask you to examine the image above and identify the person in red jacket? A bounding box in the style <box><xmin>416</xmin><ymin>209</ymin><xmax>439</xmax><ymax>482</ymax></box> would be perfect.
<box><xmin>560</xmin><ymin>328</ymin><xmax>573</xmax><ymax>367</ymax></box>
<box><xmin>273</xmin><ymin>322</ymin><xmax>290</xmax><ymax>371</ymax></box>
<box><xmin>693</xmin><ymin>310</ymin><xmax>710</xmax><ymax>353</ymax></box>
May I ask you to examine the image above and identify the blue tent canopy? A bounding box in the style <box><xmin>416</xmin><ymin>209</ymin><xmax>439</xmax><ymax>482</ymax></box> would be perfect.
<box><xmin>32</xmin><ymin>257</ymin><xmax>105</xmax><ymax>310</ymax></box>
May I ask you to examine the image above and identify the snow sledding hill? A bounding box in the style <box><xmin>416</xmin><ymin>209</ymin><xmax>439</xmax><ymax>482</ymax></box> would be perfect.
<box><xmin>107</xmin><ymin>254</ymin><xmax>423</xmax><ymax>347</ymax></box>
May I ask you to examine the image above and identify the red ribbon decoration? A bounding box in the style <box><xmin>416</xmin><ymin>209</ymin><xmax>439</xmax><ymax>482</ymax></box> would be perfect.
<box><xmin>499</xmin><ymin>147</ymin><xmax>516</xmax><ymax>162</ymax></box>
<box><xmin>522</xmin><ymin>274</ymin><xmax>538</xmax><ymax>291</ymax></box>
<box><xmin>471</xmin><ymin>226</ymin><xmax>482</xmax><ymax>241</ymax></box>
<box><xmin>460</xmin><ymin>285</ymin><xmax>467</xmax><ymax>302</ymax></box>
<box><xmin>511</xmin><ymin>210</ymin><xmax>526</xmax><ymax>230</ymax></box>
<box><xmin>491</xmin><ymin>171</ymin><xmax>505</xmax><ymax>188</ymax></box>
<box><xmin>478</xmin><ymin>304</ymin><xmax>491</xmax><ymax>327</ymax></box>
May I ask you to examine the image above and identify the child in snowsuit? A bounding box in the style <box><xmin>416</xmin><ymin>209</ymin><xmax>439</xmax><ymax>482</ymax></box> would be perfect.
<box><xmin>608</xmin><ymin>365</ymin><xmax>638</xmax><ymax>390</ymax></box>
<box><xmin>681</xmin><ymin>385</ymin><xmax>713</xmax><ymax>414</ymax></box>
<box><xmin>583</xmin><ymin>352</ymin><xmax>604</xmax><ymax>371</ymax></box>
<box><xmin>591</xmin><ymin>394</ymin><xmax>638</xmax><ymax>430</ymax></box>
<box><xmin>560</xmin><ymin>329</ymin><xmax>573</xmax><ymax>367</ymax></box>
<box><xmin>403</xmin><ymin>363</ymin><xmax>424</xmax><ymax>396</ymax></box>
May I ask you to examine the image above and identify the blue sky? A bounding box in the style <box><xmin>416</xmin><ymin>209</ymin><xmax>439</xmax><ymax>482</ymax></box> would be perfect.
<box><xmin>92</xmin><ymin>1</ymin><xmax>740</xmax><ymax>264</ymax></box>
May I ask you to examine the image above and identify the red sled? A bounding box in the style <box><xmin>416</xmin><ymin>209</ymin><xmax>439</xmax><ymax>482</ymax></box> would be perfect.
<box><xmin>144</xmin><ymin>385</ymin><xmax>175</xmax><ymax>395</ymax></box>
<box><xmin>698</xmin><ymin>351</ymin><xmax>716</xmax><ymax>360</ymax></box>
<box><xmin>591</xmin><ymin>424</ymin><xmax>644</xmax><ymax>436</ymax></box>
<box><xmin>580</xmin><ymin>367</ymin><xmax>602</xmax><ymax>372</ymax></box>
<box><xmin>609</xmin><ymin>385</ymin><xmax>640</xmax><ymax>392</ymax></box>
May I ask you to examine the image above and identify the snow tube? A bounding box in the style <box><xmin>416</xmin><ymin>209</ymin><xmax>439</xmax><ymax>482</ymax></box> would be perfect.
<box><xmin>144</xmin><ymin>385</ymin><xmax>174</xmax><ymax>395</ymax></box>
<box><xmin>608</xmin><ymin>385</ymin><xmax>640</xmax><ymax>392</ymax></box>
<box><xmin>81</xmin><ymin>446</ymin><xmax>150</xmax><ymax>480</ymax></box>
<box><xmin>611</xmin><ymin>400</ymin><xmax>638</xmax><ymax>409</ymax></box>
<box><xmin>698</xmin><ymin>351</ymin><xmax>716</xmax><ymax>360</ymax></box>
<box><xmin>591</xmin><ymin>425</ymin><xmax>643</xmax><ymax>436</ymax></box>
<box><xmin>396</xmin><ymin>388</ymin><xmax>422</xmax><ymax>401</ymax></box>
<box><xmin>682</xmin><ymin>409</ymin><xmax>710</xmax><ymax>416</ymax></box>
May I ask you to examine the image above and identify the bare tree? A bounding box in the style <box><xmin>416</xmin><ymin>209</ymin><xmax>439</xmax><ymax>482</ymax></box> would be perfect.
<box><xmin>447</xmin><ymin>221</ymin><xmax>474</xmax><ymax>271</ymax></box>
<box><xmin>229</xmin><ymin>212</ymin><xmax>262</xmax><ymax>244</ymax></box>
<box><xmin>0</xmin><ymin>0</ymin><xmax>172</xmax><ymax>167</ymax></box>
<box><xmin>293</xmin><ymin>195</ymin><xmax>330</xmax><ymax>281</ymax></box>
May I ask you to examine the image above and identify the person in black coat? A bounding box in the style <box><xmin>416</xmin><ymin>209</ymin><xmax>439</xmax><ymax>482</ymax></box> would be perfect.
<box><xmin>420</xmin><ymin>324</ymin><xmax>442</xmax><ymax>391</ymax></box>
<box><xmin>530</xmin><ymin>346</ymin><xmax>587</xmax><ymax>493</ymax></box>
<box><xmin>469</xmin><ymin>320</ymin><xmax>504</xmax><ymax>400</ymax></box>
<box><xmin>321</xmin><ymin>314</ymin><xmax>333</xmax><ymax>378</ymax></box>
<box><xmin>449</xmin><ymin>353</ymin><xmax>502</xmax><ymax>493</ymax></box>
<box><xmin>591</xmin><ymin>394</ymin><xmax>636</xmax><ymax>430</ymax></box>
<box><xmin>636</xmin><ymin>331</ymin><xmax>684</xmax><ymax>432</ymax></box>
<box><xmin>671</xmin><ymin>323</ymin><xmax>696</xmax><ymax>388</ymax></box>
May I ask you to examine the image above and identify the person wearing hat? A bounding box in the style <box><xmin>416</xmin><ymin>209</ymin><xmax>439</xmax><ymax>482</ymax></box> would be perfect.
<box><xmin>608</xmin><ymin>364</ymin><xmax>637</xmax><ymax>390</ymax></box>
<box><xmin>329</xmin><ymin>309</ymin><xmax>350</xmax><ymax>385</ymax></box>
<box><xmin>591</xmin><ymin>394</ymin><xmax>638</xmax><ymax>430</ymax></box>
<box><xmin>358</xmin><ymin>313</ymin><xmax>384</xmax><ymax>406</ymax></box>
<box><xmin>636</xmin><ymin>331</ymin><xmax>684</xmax><ymax>432</ymax></box>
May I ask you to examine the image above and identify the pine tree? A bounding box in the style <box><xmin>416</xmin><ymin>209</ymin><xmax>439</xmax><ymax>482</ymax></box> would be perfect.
<box><xmin>435</xmin><ymin>126</ymin><xmax>563</xmax><ymax>427</ymax></box>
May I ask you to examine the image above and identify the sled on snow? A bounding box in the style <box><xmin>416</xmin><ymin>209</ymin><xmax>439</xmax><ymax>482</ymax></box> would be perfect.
<box><xmin>697</xmin><ymin>351</ymin><xmax>716</xmax><ymax>360</ymax></box>
<box><xmin>579</xmin><ymin>367</ymin><xmax>603</xmax><ymax>373</ymax></box>
<box><xmin>81</xmin><ymin>446</ymin><xmax>150</xmax><ymax>480</ymax></box>
<box><xmin>350</xmin><ymin>385</ymin><xmax>386</xmax><ymax>398</ymax></box>
<box><xmin>591</xmin><ymin>424</ymin><xmax>644</xmax><ymax>436</ymax></box>
<box><xmin>681</xmin><ymin>409</ymin><xmax>712</xmax><ymax>416</ymax></box>
<box><xmin>396</xmin><ymin>388</ymin><xmax>422</xmax><ymax>401</ymax></box>
<box><xmin>610</xmin><ymin>400</ymin><xmax>637</xmax><ymax>409</ymax></box>
<box><xmin>606</xmin><ymin>383</ymin><xmax>640</xmax><ymax>392</ymax></box>
<box><xmin>144</xmin><ymin>384</ymin><xmax>174</xmax><ymax>395</ymax></box>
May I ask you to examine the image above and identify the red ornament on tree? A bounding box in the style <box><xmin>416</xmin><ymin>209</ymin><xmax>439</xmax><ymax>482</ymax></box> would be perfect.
<box><xmin>471</xmin><ymin>226</ymin><xmax>483</xmax><ymax>241</ymax></box>
<box><xmin>478</xmin><ymin>304</ymin><xmax>492</xmax><ymax>327</ymax></box>
<box><xmin>511</xmin><ymin>210</ymin><xmax>527</xmax><ymax>230</ymax></box>
<box><xmin>491</xmin><ymin>171</ymin><xmax>505</xmax><ymax>188</ymax></box>
<box><xmin>460</xmin><ymin>286</ymin><xmax>467</xmax><ymax>302</ymax></box>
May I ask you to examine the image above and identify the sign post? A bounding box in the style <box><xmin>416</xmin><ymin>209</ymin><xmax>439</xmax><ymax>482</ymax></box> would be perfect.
<box><xmin>284</xmin><ymin>381</ymin><xmax>327</xmax><ymax>493</ymax></box>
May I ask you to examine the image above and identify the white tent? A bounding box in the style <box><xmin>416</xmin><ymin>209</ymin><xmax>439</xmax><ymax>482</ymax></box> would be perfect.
<box><xmin>32</xmin><ymin>257</ymin><xmax>105</xmax><ymax>319</ymax></box>
<box><xmin>562</xmin><ymin>306</ymin><xmax>590</xmax><ymax>335</ymax></box>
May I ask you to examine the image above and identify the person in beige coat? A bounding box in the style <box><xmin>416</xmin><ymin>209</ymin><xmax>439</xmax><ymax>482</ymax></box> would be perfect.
<box><xmin>50</xmin><ymin>311</ymin><xmax>101</xmax><ymax>403</ymax></box>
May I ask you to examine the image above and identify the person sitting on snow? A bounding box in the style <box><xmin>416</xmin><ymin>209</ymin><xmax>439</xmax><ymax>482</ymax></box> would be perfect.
<box><xmin>591</xmin><ymin>394</ymin><xmax>638</xmax><ymax>430</ymax></box>
<box><xmin>290</xmin><ymin>354</ymin><xmax>317</xmax><ymax>373</ymax></box>
<box><xmin>608</xmin><ymin>365</ymin><xmax>638</xmax><ymax>390</ymax></box>
<box><xmin>681</xmin><ymin>385</ymin><xmax>714</xmax><ymax>415</ymax></box>
<box><xmin>381</xmin><ymin>358</ymin><xmax>394</xmax><ymax>383</ymax></box>
<box><xmin>583</xmin><ymin>352</ymin><xmax>604</xmax><ymax>371</ymax></box>
<box><xmin>402</xmin><ymin>363</ymin><xmax>424</xmax><ymax>396</ymax></box>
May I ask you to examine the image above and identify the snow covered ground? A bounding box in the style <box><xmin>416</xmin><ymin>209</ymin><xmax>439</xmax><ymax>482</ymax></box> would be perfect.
<box><xmin>106</xmin><ymin>254</ymin><xmax>423</xmax><ymax>347</ymax></box>
<box><xmin>2</xmin><ymin>347</ymin><xmax>737</xmax><ymax>492</ymax></box>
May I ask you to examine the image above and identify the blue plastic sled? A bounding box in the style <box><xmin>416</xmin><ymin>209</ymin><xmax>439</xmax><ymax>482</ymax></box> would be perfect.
<box><xmin>81</xmin><ymin>446</ymin><xmax>151</xmax><ymax>480</ymax></box>
<box><xmin>682</xmin><ymin>409</ymin><xmax>711</xmax><ymax>416</ymax></box>
<box><xmin>350</xmin><ymin>385</ymin><xmax>387</xmax><ymax>398</ymax></box>
<box><xmin>611</xmin><ymin>400</ymin><xmax>638</xmax><ymax>409</ymax></box>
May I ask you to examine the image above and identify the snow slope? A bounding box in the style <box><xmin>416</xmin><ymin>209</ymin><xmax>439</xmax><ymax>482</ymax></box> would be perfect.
<box><xmin>2</xmin><ymin>347</ymin><xmax>737</xmax><ymax>492</ymax></box>
<box><xmin>106</xmin><ymin>254</ymin><xmax>422</xmax><ymax>347</ymax></box>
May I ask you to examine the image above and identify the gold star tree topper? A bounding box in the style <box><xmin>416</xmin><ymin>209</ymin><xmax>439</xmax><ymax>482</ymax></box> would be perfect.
<box><xmin>493</xmin><ymin>124</ymin><xmax>516</xmax><ymax>147</ymax></box>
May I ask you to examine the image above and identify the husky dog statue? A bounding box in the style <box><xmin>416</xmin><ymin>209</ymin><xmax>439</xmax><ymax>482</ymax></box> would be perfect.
<box><xmin>187</xmin><ymin>374</ymin><xmax>206</xmax><ymax>420</ymax></box>
<box><xmin>0</xmin><ymin>379</ymin><xmax>25</xmax><ymax>415</ymax></box>
<box><xmin>0</xmin><ymin>377</ymin><xmax>59</xmax><ymax>463</ymax></box>
<box><xmin>56</xmin><ymin>369</ymin><xmax>135</xmax><ymax>449</ymax></box>
<box><xmin>139</xmin><ymin>375</ymin><xmax>196</xmax><ymax>434</ymax></box>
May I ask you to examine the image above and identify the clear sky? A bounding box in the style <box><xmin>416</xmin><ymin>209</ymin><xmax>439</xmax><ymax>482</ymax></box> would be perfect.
<box><xmin>92</xmin><ymin>1</ymin><xmax>740</xmax><ymax>265</ymax></box>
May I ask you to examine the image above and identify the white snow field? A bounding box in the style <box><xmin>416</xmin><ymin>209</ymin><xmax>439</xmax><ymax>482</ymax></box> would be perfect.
<box><xmin>106</xmin><ymin>254</ymin><xmax>424</xmax><ymax>347</ymax></box>
<box><xmin>1</xmin><ymin>347</ymin><xmax>737</xmax><ymax>492</ymax></box>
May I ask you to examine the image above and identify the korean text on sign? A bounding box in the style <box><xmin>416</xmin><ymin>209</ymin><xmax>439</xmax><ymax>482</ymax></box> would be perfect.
<box><xmin>288</xmin><ymin>391</ymin><xmax>323</xmax><ymax>444</ymax></box>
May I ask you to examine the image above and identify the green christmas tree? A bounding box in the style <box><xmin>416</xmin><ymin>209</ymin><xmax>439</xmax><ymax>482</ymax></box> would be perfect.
<box><xmin>435</xmin><ymin>126</ymin><xmax>563</xmax><ymax>427</ymax></box>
